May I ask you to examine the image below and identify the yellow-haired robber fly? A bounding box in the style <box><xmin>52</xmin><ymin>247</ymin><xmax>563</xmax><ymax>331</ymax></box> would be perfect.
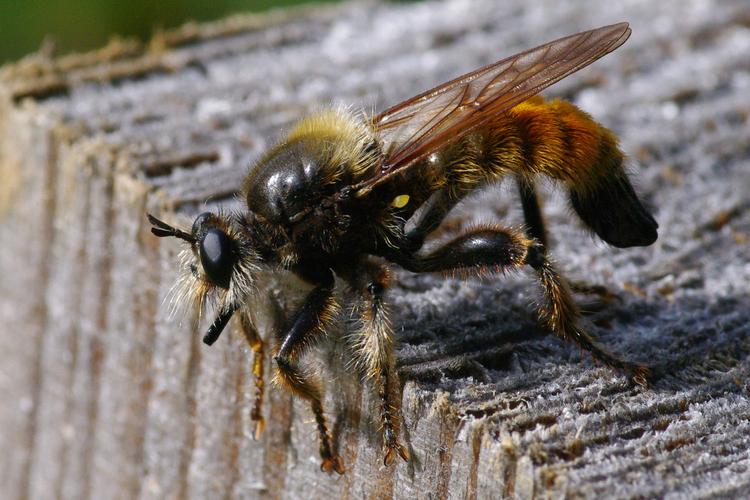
<box><xmin>148</xmin><ymin>22</ymin><xmax>657</xmax><ymax>474</ymax></box>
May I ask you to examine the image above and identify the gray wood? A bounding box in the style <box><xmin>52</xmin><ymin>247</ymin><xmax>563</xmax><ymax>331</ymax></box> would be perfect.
<box><xmin>1</xmin><ymin>1</ymin><xmax>749</xmax><ymax>498</ymax></box>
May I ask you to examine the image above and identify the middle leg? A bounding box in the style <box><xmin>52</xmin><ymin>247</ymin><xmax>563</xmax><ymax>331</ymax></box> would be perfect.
<box><xmin>343</xmin><ymin>261</ymin><xmax>409</xmax><ymax>466</ymax></box>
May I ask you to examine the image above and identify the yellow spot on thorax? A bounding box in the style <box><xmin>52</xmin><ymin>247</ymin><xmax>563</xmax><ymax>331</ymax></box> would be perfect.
<box><xmin>391</xmin><ymin>194</ymin><xmax>410</xmax><ymax>208</ymax></box>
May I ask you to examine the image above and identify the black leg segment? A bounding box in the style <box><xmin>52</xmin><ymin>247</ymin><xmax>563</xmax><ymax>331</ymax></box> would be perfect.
<box><xmin>517</xmin><ymin>175</ymin><xmax>548</xmax><ymax>247</ymax></box>
<box><xmin>390</xmin><ymin>225</ymin><xmax>648</xmax><ymax>384</ymax></box>
<box><xmin>272</xmin><ymin>275</ymin><xmax>344</xmax><ymax>474</ymax></box>
<box><xmin>396</xmin><ymin>226</ymin><xmax>530</xmax><ymax>275</ymax></box>
<box><xmin>405</xmin><ymin>188</ymin><xmax>463</xmax><ymax>250</ymax></box>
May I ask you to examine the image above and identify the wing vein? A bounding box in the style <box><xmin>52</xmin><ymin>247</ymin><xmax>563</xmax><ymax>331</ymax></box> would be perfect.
<box><xmin>358</xmin><ymin>23</ymin><xmax>630</xmax><ymax>193</ymax></box>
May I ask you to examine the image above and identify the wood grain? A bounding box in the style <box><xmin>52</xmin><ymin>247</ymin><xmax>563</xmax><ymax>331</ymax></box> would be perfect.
<box><xmin>2</xmin><ymin>1</ymin><xmax>749</xmax><ymax>498</ymax></box>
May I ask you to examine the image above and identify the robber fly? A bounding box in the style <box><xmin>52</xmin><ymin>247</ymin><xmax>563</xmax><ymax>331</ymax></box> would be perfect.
<box><xmin>148</xmin><ymin>22</ymin><xmax>657</xmax><ymax>474</ymax></box>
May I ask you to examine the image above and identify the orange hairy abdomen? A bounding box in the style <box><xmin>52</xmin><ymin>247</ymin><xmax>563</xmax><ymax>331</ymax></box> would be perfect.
<box><xmin>496</xmin><ymin>96</ymin><xmax>622</xmax><ymax>189</ymax></box>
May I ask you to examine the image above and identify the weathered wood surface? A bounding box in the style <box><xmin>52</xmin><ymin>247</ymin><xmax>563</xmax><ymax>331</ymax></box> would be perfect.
<box><xmin>2</xmin><ymin>1</ymin><xmax>750</xmax><ymax>498</ymax></box>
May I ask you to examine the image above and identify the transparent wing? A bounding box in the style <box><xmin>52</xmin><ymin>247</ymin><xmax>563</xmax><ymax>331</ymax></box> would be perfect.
<box><xmin>358</xmin><ymin>23</ymin><xmax>630</xmax><ymax>192</ymax></box>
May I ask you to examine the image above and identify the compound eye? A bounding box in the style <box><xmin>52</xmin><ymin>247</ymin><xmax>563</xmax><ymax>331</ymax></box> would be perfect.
<box><xmin>199</xmin><ymin>228</ymin><xmax>234</xmax><ymax>288</ymax></box>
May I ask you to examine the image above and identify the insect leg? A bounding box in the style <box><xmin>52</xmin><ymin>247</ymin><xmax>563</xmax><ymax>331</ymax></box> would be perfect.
<box><xmin>516</xmin><ymin>176</ymin><xmax>617</xmax><ymax>305</ymax></box>
<box><xmin>517</xmin><ymin>175</ymin><xmax>548</xmax><ymax>247</ymax></box>
<box><xmin>238</xmin><ymin>311</ymin><xmax>266</xmax><ymax>439</ymax></box>
<box><xmin>346</xmin><ymin>262</ymin><xmax>409</xmax><ymax>466</ymax></box>
<box><xmin>273</xmin><ymin>280</ymin><xmax>344</xmax><ymax>474</ymax></box>
<box><xmin>405</xmin><ymin>188</ymin><xmax>464</xmax><ymax>249</ymax></box>
<box><xmin>393</xmin><ymin>226</ymin><xmax>648</xmax><ymax>384</ymax></box>
<box><xmin>407</xmin><ymin>163</ymin><xmax>549</xmax><ymax>250</ymax></box>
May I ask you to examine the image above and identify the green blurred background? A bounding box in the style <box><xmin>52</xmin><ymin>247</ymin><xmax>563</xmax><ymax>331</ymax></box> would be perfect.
<box><xmin>0</xmin><ymin>0</ymin><xmax>339</xmax><ymax>64</ymax></box>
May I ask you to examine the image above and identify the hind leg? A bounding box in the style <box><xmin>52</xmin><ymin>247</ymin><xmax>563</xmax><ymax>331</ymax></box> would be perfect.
<box><xmin>405</xmin><ymin>188</ymin><xmax>465</xmax><ymax>250</ymax></box>
<box><xmin>517</xmin><ymin>175</ymin><xmax>549</xmax><ymax>248</ymax></box>
<box><xmin>517</xmin><ymin>175</ymin><xmax>622</xmax><ymax>310</ymax></box>
<box><xmin>390</xmin><ymin>226</ymin><xmax>648</xmax><ymax>385</ymax></box>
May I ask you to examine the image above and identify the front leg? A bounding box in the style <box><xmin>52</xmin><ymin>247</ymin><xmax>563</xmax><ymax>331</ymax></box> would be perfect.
<box><xmin>273</xmin><ymin>274</ymin><xmax>344</xmax><ymax>474</ymax></box>
<box><xmin>237</xmin><ymin>311</ymin><xmax>266</xmax><ymax>440</ymax></box>
<box><xmin>347</xmin><ymin>263</ymin><xmax>409</xmax><ymax>466</ymax></box>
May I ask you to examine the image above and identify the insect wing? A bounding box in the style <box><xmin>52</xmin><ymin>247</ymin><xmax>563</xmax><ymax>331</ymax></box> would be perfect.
<box><xmin>361</xmin><ymin>23</ymin><xmax>631</xmax><ymax>192</ymax></box>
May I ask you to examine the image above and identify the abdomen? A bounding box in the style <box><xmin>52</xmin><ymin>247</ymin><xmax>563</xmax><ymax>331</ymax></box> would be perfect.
<box><xmin>428</xmin><ymin>96</ymin><xmax>658</xmax><ymax>248</ymax></box>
